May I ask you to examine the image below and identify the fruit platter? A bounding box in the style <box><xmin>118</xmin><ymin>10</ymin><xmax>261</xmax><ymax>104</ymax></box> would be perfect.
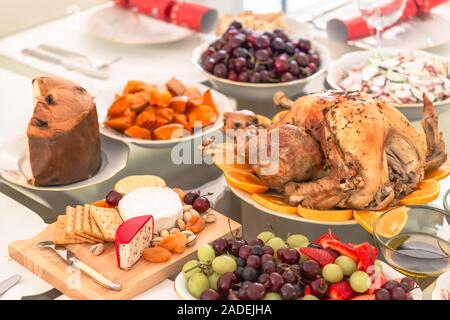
<box><xmin>97</xmin><ymin>77</ymin><xmax>233</xmax><ymax>147</ymax></box>
<box><xmin>174</xmin><ymin>231</ymin><xmax>423</xmax><ymax>300</ymax></box>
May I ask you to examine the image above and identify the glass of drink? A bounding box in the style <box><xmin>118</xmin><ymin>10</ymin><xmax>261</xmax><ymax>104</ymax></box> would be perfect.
<box><xmin>358</xmin><ymin>0</ymin><xmax>406</xmax><ymax>48</ymax></box>
<box><xmin>374</xmin><ymin>205</ymin><xmax>450</xmax><ymax>278</ymax></box>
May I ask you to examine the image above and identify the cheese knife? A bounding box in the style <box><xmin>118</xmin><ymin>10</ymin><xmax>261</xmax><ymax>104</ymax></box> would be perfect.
<box><xmin>21</xmin><ymin>48</ymin><xmax>110</xmax><ymax>80</ymax></box>
<box><xmin>37</xmin><ymin>241</ymin><xmax>122</xmax><ymax>291</ymax></box>
<box><xmin>0</xmin><ymin>274</ymin><xmax>21</xmax><ymax>296</ymax></box>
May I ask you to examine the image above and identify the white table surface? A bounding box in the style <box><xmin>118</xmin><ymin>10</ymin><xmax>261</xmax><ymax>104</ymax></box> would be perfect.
<box><xmin>1</xmin><ymin>0</ymin><xmax>449</xmax><ymax>300</ymax></box>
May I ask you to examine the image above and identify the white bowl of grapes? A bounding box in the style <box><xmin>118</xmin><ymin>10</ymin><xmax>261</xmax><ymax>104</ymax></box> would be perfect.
<box><xmin>192</xmin><ymin>21</ymin><xmax>330</xmax><ymax>102</ymax></box>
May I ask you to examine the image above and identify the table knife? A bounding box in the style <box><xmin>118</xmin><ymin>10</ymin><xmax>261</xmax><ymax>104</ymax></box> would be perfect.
<box><xmin>38</xmin><ymin>241</ymin><xmax>121</xmax><ymax>291</ymax></box>
<box><xmin>21</xmin><ymin>48</ymin><xmax>109</xmax><ymax>79</ymax></box>
<box><xmin>0</xmin><ymin>274</ymin><xmax>21</xmax><ymax>296</ymax></box>
<box><xmin>21</xmin><ymin>288</ymin><xmax>62</xmax><ymax>300</ymax></box>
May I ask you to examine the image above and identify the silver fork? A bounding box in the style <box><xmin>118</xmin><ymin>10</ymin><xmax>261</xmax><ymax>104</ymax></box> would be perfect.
<box><xmin>37</xmin><ymin>44</ymin><xmax>121</xmax><ymax>69</ymax></box>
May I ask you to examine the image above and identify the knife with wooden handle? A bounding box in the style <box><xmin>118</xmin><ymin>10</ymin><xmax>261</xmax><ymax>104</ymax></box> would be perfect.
<box><xmin>38</xmin><ymin>241</ymin><xmax>121</xmax><ymax>291</ymax></box>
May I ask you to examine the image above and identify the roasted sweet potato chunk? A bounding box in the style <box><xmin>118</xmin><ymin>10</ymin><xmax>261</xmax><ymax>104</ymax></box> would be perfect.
<box><xmin>127</xmin><ymin>91</ymin><xmax>150</xmax><ymax>113</ymax></box>
<box><xmin>107</xmin><ymin>96</ymin><xmax>128</xmax><ymax>119</ymax></box>
<box><xmin>124</xmin><ymin>125</ymin><xmax>152</xmax><ymax>139</ymax></box>
<box><xmin>188</xmin><ymin>104</ymin><xmax>218</xmax><ymax>128</ymax></box>
<box><xmin>135</xmin><ymin>106</ymin><xmax>156</xmax><ymax>129</ymax></box>
<box><xmin>165</xmin><ymin>77</ymin><xmax>186</xmax><ymax>96</ymax></box>
<box><xmin>155</xmin><ymin>107</ymin><xmax>174</xmax><ymax>127</ymax></box>
<box><xmin>169</xmin><ymin>96</ymin><xmax>189</xmax><ymax>113</ymax></box>
<box><xmin>153</xmin><ymin>124</ymin><xmax>186</xmax><ymax>140</ymax></box>
<box><xmin>173</xmin><ymin>113</ymin><xmax>192</xmax><ymax>132</ymax></box>
<box><xmin>185</xmin><ymin>86</ymin><xmax>202</xmax><ymax>102</ymax></box>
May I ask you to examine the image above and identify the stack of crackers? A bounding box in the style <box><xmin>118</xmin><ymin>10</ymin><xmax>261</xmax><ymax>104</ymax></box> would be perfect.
<box><xmin>54</xmin><ymin>205</ymin><xmax>123</xmax><ymax>244</ymax></box>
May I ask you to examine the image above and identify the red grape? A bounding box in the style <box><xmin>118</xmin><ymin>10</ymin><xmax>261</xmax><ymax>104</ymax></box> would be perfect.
<box><xmin>269</xmin><ymin>272</ymin><xmax>284</xmax><ymax>292</ymax></box>
<box><xmin>183</xmin><ymin>191</ymin><xmax>199</xmax><ymax>205</ymax></box>
<box><xmin>228</xmin><ymin>290</ymin><xmax>240</xmax><ymax>300</ymax></box>
<box><xmin>247</xmin><ymin>283</ymin><xmax>266</xmax><ymax>300</ymax></box>
<box><xmin>274</xmin><ymin>56</ymin><xmax>289</xmax><ymax>74</ymax></box>
<box><xmin>271</xmin><ymin>37</ymin><xmax>286</xmax><ymax>51</ymax></box>
<box><xmin>258</xmin><ymin>273</ymin><xmax>271</xmax><ymax>290</ymax></box>
<box><xmin>301</xmin><ymin>260</ymin><xmax>320</xmax><ymax>279</ymax></box>
<box><xmin>248</xmin><ymin>238</ymin><xmax>264</xmax><ymax>246</ymax></box>
<box><xmin>261</xmin><ymin>254</ymin><xmax>274</xmax><ymax>264</ymax></box>
<box><xmin>212</xmin><ymin>238</ymin><xmax>228</xmax><ymax>255</ymax></box>
<box><xmin>249</xmin><ymin>72</ymin><xmax>262</xmax><ymax>83</ymax></box>
<box><xmin>383</xmin><ymin>280</ymin><xmax>400</xmax><ymax>291</ymax></box>
<box><xmin>251</xmin><ymin>246</ymin><xmax>264</xmax><ymax>257</ymax></box>
<box><xmin>255</xmin><ymin>35</ymin><xmax>270</xmax><ymax>49</ymax></box>
<box><xmin>400</xmin><ymin>277</ymin><xmax>417</xmax><ymax>292</ymax></box>
<box><xmin>213</xmin><ymin>63</ymin><xmax>228</xmax><ymax>78</ymax></box>
<box><xmin>391</xmin><ymin>287</ymin><xmax>407</xmax><ymax>300</ymax></box>
<box><xmin>262</xmin><ymin>260</ymin><xmax>276</xmax><ymax>274</ymax></box>
<box><xmin>278</xmin><ymin>248</ymin><xmax>300</xmax><ymax>264</ymax></box>
<box><xmin>237</xmin><ymin>71</ymin><xmax>249</xmax><ymax>82</ymax></box>
<box><xmin>297</xmin><ymin>38</ymin><xmax>311</xmax><ymax>52</ymax></box>
<box><xmin>218</xmin><ymin>272</ymin><xmax>238</xmax><ymax>297</ymax></box>
<box><xmin>230</xmin><ymin>239</ymin><xmax>246</xmax><ymax>256</ymax></box>
<box><xmin>375</xmin><ymin>288</ymin><xmax>391</xmax><ymax>300</ymax></box>
<box><xmin>280</xmin><ymin>283</ymin><xmax>297</xmax><ymax>300</ymax></box>
<box><xmin>241</xmin><ymin>267</ymin><xmax>258</xmax><ymax>282</ymax></box>
<box><xmin>239</xmin><ymin>245</ymin><xmax>253</xmax><ymax>259</ymax></box>
<box><xmin>105</xmin><ymin>190</ymin><xmax>123</xmax><ymax>207</ymax></box>
<box><xmin>281</xmin><ymin>72</ymin><xmax>295</xmax><ymax>82</ymax></box>
<box><xmin>192</xmin><ymin>196</ymin><xmax>210</xmax><ymax>213</ymax></box>
<box><xmin>309</xmin><ymin>278</ymin><xmax>328</xmax><ymax>299</ymax></box>
<box><xmin>201</xmin><ymin>288</ymin><xmax>221</xmax><ymax>300</ymax></box>
<box><xmin>282</xmin><ymin>270</ymin><xmax>298</xmax><ymax>284</ymax></box>
<box><xmin>247</xmin><ymin>255</ymin><xmax>261</xmax><ymax>269</ymax></box>
<box><xmin>262</xmin><ymin>246</ymin><xmax>274</xmax><ymax>255</ymax></box>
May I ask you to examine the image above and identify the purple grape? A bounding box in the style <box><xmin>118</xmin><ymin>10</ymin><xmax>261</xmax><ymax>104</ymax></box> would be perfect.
<box><xmin>262</xmin><ymin>260</ymin><xmax>276</xmax><ymax>274</ymax></box>
<box><xmin>269</xmin><ymin>272</ymin><xmax>284</xmax><ymax>292</ymax></box>
<box><xmin>278</xmin><ymin>248</ymin><xmax>300</xmax><ymax>264</ymax></box>
<box><xmin>282</xmin><ymin>270</ymin><xmax>298</xmax><ymax>284</ymax></box>
<box><xmin>241</xmin><ymin>267</ymin><xmax>258</xmax><ymax>282</ymax></box>
<box><xmin>247</xmin><ymin>283</ymin><xmax>266</xmax><ymax>300</ymax></box>
<box><xmin>233</xmin><ymin>57</ymin><xmax>247</xmax><ymax>72</ymax></box>
<box><xmin>308</xmin><ymin>62</ymin><xmax>317</xmax><ymax>74</ymax></box>
<box><xmin>375</xmin><ymin>288</ymin><xmax>391</xmax><ymax>300</ymax></box>
<box><xmin>212</xmin><ymin>238</ymin><xmax>228</xmax><ymax>255</ymax></box>
<box><xmin>262</xmin><ymin>246</ymin><xmax>274</xmax><ymax>256</ymax></box>
<box><xmin>297</xmin><ymin>38</ymin><xmax>311</xmax><ymax>52</ymax></box>
<box><xmin>237</xmin><ymin>71</ymin><xmax>249</xmax><ymax>82</ymax></box>
<box><xmin>201</xmin><ymin>288</ymin><xmax>221</xmax><ymax>300</ymax></box>
<box><xmin>213</xmin><ymin>63</ymin><xmax>227</xmax><ymax>78</ymax></box>
<box><xmin>218</xmin><ymin>272</ymin><xmax>239</xmax><ymax>297</ymax></box>
<box><xmin>289</xmin><ymin>60</ymin><xmax>300</xmax><ymax>76</ymax></box>
<box><xmin>235</xmin><ymin>266</ymin><xmax>244</xmax><ymax>279</ymax></box>
<box><xmin>285</xmin><ymin>42</ymin><xmax>295</xmax><ymax>55</ymax></box>
<box><xmin>383</xmin><ymin>280</ymin><xmax>400</xmax><ymax>291</ymax></box>
<box><xmin>228</xmin><ymin>290</ymin><xmax>240</xmax><ymax>300</ymax></box>
<box><xmin>249</xmin><ymin>72</ymin><xmax>262</xmax><ymax>83</ymax></box>
<box><xmin>230</xmin><ymin>33</ymin><xmax>246</xmax><ymax>49</ymax></box>
<box><xmin>258</xmin><ymin>273</ymin><xmax>272</xmax><ymax>290</ymax></box>
<box><xmin>289</xmin><ymin>264</ymin><xmax>302</xmax><ymax>277</ymax></box>
<box><xmin>301</xmin><ymin>260</ymin><xmax>320</xmax><ymax>279</ymax></box>
<box><xmin>239</xmin><ymin>245</ymin><xmax>252</xmax><ymax>259</ymax></box>
<box><xmin>391</xmin><ymin>287</ymin><xmax>407</xmax><ymax>300</ymax></box>
<box><xmin>261</xmin><ymin>254</ymin><xmax>274</xmax><ymax>264</ymax></box>
<box><xmin>255</xmin><ymin>49</ymin><xmax>269</xmax><ymax>61</ymax></box>
<box><xmin>251</xmin><ymin>246</ymin><xmax>264</xmax><ymax>257</ymax></box>
<box><xmin>400</xmin><ymin>277</ymin><xmax>417</xmax><ymax>292</ymax></box>
<box><xmin>105</xmin><ymin>190</ymin><xmax>123</xmax><ymax>207</ymax></box>
<box><xmin>255</xmin><ymin>35</ymin><xmax>270</xmax><ymax>49</ymax></box>
<box><xmin>281</xmin><ymin>72</ymin><xmax>295</xmax><ymax>82</ymax></box>
<box><xmin>309</xmin><ymin>278</ymin><xmax>328</xmax><ymax>299</ymax></box>
<box><xmin>183</xmin><ymin>191</ymin><xmax>199</xmax><ymax>205</ymax></box>
<box><xmin>248</xmin><ymin>238</ymin><xmax>264</xmax><ymax>246</ymax></box>
<box><xmin>236</xmin><ymin>257</ymin><xmax>246</xmax><ymax>268</ymax></box>
<box><xmin>228</xmin><ymin>69</ymin><xmax>238</xmax><ymax>81</ymax></box>
<box><xmin>271</xmin><ymin>37</ymin><xmax>286</xmax><ymax>51</ymax></box>
<box><xmin>230</xmin><ymin>239</ymin><xmax>246</xmax><ymax>256</ymax></box>
<box><xmin>212</xmin><ymin>49</ymin><xmax>227</xmax><ymax>62</ymax></box>
<box><xmin>274</xmin><ymin>56</ymin><xmax>289</xmax><ymax>74</ymax></box>
<box><xmin>308</xmin><ymin>53</ymin><xmax>321</xmax><ymax>66</ymax></box>
<box><xmin>280</xmin><ymin>283</ymin><xmax>297</xmax><ymax>300</ymax></box>
<box><xmin>295</xmin><ymin>52</ymin><xmax>309</xmax><ymax>67</ymax></box>
<box><xmin>247</xmin><ymin>255</ymin><xmax>261</xmax><ymax>269</ymax></box>
<box><xmin>237</xmin><ymin>286</ymin><xmax>248</xmax><ymax>300</ymax></box>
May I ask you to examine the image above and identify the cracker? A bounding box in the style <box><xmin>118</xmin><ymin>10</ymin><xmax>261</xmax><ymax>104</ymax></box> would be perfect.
<box><xmin>65</xmin><ymin>206</ymin><xmax>95</xmax><ymax>244</ymax></box>
<box><xmin>53</xmin><ymin>215</ymin><xmax>84</xmax><ymax>245</ymax></box>
<box><xmin>114</xmin><ymin>175</ymin><xmax>166</xmax><ymax>194</ymax></box>
<box><xmin>82</xmin><ymin>205</ymin><xmax>104</xmax><ymax>241</ymax></box>
<box><xmin>74</xmin><ymin>205</ymin><xmax>103</xmax><ymax>243</ymax></box>
<box><xmin>90</xmin><ymin>206</ymin><xmax>123</xmax><ymax>242</ymax></box>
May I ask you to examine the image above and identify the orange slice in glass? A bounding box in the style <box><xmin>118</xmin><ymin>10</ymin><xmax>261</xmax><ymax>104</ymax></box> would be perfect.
<box><xmin>224</xmin><ymin>170</ymin><xmax>269</xmax><ymax>194</ymax></box>
<box><xmin>424</xmin><ymin>159</ymin><xmax>450</xmax><ymax>181</ymax></box>
<box><xmin>374</xmin><ymin>206</ymin><xmax>408</xmax><ymax>238</ymax></box>
<box><xmin>398</xmin><ymin>179</ymin><xmax>440</xmax><ymax>205</ymax></box>
<box><xmin>297</xmin><ymin>206</ymin><xmax>353</xmax><ymax>222</ymax></box>
<box><xmin>251</xmin><ymin>193</ymin><xmax>297</xmax><ymax>214</ymax></box>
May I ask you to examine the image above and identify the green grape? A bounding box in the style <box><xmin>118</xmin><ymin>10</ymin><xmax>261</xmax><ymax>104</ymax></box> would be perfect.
<box><xmin>182</xmin><ymin>260</ymin><xmax>202</xmax><ymax>279</ymax></box>
<box><xmin>266</xmin><ymin>237</ymin><xmax>286</xmax><ymax>260</ymax></box>
<box><xmin>208</xmin><ymin>272</ymin><xmax>220</xmax><ymax>290</ymax></box>
<box><xmin>187</xmin><ymin>273</ymin><xmax>209</xmax><ymax>298</ymax></box>
<box><xmin>335</xmin><ymin>256</ymin><xmax>357</xmax><ymax>276</ymax></box>
<box><xmin>263</xmin><ymin>292</ymin><xmax>282</xmax><ymax>300</ymax></box>
<box><xmin>302</xmin><ymin>295</ymin><xmax>319</xmax><ymax>300</ymax></box>
<box><xmin>349</xmin><ymin>271</ymin><xmax>370</xmax><ymax>293</ymax></box>
<box><xmin>197</xmin><ymin>244</ymin><xmax>216</xmax><ymax>264</ymax></box>
<box><xmin>286</xmin><ymin>234</ymin><xmax>309</xmax><ymax>249</ymax></box>
<box><xmin>212</xmin><ymin>255</ymin><xmax>237</xmax><ymax>274</ymax></box>
<box><xmin>257</xmin><ymin>231</ymin><xmax>275</xmax><ymax>244</ymax></box>
<box><xmin>322</xmin><ymin>263</ymin><xmax>344</xmax><ymax>283</ymax></box>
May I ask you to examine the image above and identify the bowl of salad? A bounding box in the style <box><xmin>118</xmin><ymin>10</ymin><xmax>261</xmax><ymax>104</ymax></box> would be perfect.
<box><xmin>327</xmin><ymin>48</ymin><xmax>450</xmax><ymax>120</ymax></box>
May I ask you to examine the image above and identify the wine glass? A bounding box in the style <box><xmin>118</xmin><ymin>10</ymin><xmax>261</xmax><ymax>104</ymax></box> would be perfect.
<box><xmin>358</xmin><ymin>0</ymin><xmax>406</xmax><ymax>48</ymax></box>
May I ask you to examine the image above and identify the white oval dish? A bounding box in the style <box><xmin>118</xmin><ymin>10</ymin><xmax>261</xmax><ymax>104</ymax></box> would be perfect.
<box><xmin>326</xmin><ymin>48</ymin><xmax>450</xmax><ymax>120</ymax></box>
<box><xmin>96</xmin><ymin>82</ymin><xmax>234</xmax><ymax>149</ymax></box>
<box><xmin>0</xmin><ymin>135</ymin><xmax>129</xmax><ymax>191</ymax></box>
<box><xmin>192</xmin><ymin>41</ymin><xmax>331</xmax><ymax>102</ymax></box>
<box><xmin>174</xmin><ymin>260</ymin><xmax>423</xmax><ymax>300</ymax></box>
<box><xmin>432</xmin><ymin>270</ymin><xmax>450</xmax><ymax>300</ymax></box>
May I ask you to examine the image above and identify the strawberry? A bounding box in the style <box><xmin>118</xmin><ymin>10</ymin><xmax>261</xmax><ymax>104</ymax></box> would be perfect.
<box><xmin>355</xmin><ymin>242</ymin><xmax>378</xmax><ymax>271</ymax></box>
<box><xmin>327</xmin><ymin>281</ymin><xmax>354</xmax><ymax>300</ymax></box>
<box><xmin>313</xmin><ymin>232</ymin><xmax>341</xmax><ymax>247</ymax></box>
<box><xmin>322</xmin><ymin>239</ymin><xmax>359</xmax><ymax>261</ymax></box>
<box><xmin>304</xmin><ymin>285</ymin><xmax>311</xmax><ymax>296</ymax></box>
<box><xmin>299</xmin><ymin>247</ymin><xmax>335</xmax><ymax>267</ymax></box>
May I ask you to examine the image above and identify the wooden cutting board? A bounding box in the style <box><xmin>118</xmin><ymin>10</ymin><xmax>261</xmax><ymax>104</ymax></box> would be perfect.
<box><xmin>9</xmin><ymin>210</ymin><xmax>241</xmax><ymax>300</ymax></box>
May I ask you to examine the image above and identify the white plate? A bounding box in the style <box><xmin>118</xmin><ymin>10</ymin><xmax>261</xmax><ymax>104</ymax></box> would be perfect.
<box><xmin>229</xmin><ymin>185</ymin><xmax>357</xmax><ymax>226</ymax></box>
<box><xmin>192</xmin><ymin>41</ymin><xmax>330</xmax><ymax>103</ymax></box>
<box><xmin>174</xmin><ymin>260</ymin><xmax>423</xmax><ymax>300</ymax></box>
<box><xmin>96</xmin><ymin>81</ymin><xmax>234</xmax><ymax>148</ymax></box>
<box><xmin>86</xmin><ymin>3</ymin><xmax>195</xmax><ymax>45</ymax></box>
<box><xmin>0</xmin><ymin>136</ymin><xmax>129</xmax><ymax>191</ymax></box>
<box><xmin>326</xmin><ymin>48</ymin><xmax>450</xmax><ymax>120</ymax></box>
<box><xmin>432</xmin><ymin>270</ymin><xmax>450</xmax><ymax>300</ymax></box>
